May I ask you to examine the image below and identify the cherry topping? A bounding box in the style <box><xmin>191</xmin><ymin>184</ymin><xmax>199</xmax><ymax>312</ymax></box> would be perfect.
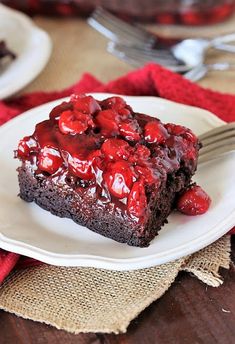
<box><xmin>17</xmin><ymin>94</ymin><xmax>201</xmax><ymax>225</ymax></box>
<box><xmin>103</xmin><ymin>161</ymin><xmax>134</xmax><ymax>198</ymax></box>
<box><xmin>127</xmin><ymin>181</ymin><xmax>147</xmax><ymax>219</ymax></box>
<box><xmin>118</xmin><ymin>108</ymin><xmax>131</xmax><ymax>118</ymax></box>
<box><xmin>38</xmin><ymin>145</ymin><xmax>63</xmax><ymax>174</ymax></box>
<box><xmin>165</xmin><ymin>124</ymin><xmax>197</xmax><ymax>144</ymax></box>
<box><xmin>101</xmin><ymin>96</ymin><xmax>127</xmax><ymax>111</ymax></box>
<box><xmin>17</xmin><ymin>136</ymin><xmax>38</xmax><ymax>158</ymax></box>
<box><xmin>74</xmin><ymin>110</ymin><xmax>95</xmax><ymax>128</ymax></box>
<box><xmin>68</xmin><ymin>150</ymin><xmax>101</xmax><ymax>180</ymax></box>
<box><xmin>49</xmin><ymin>101</ymin><xmax>72</xmax><ymax>121</ymax></box>
<box><xmin>59</xmin><ymin>110</ymin><xmax>88</xmax><ymax>135</ymax></box>
<box><xmin>135</xmin><ymin>144</ymin><xmax>151</xmax><ymax>159</ymax></box>
<box><xmin>184</xmin><ymin>147</ymin><xmax>197</xmax><ymax>160</ymax></box>
<box><xmin>176</xmin><ymin>185</ymin><xmax>211</xmax><ymax>215</ymax></box>
<box><xmin>101</xmin><ymin>138</ymin><xmax>131</xmax><ymax>161</ymax></box>
<box><xmin>73</xmin><ymin>95</ymin><xmax>101</xmax><ymax>114</ymax></box>
<box><xmin>135</xmin><ymin>165</ymin><xmax>158</xmax><ymax>186</ymax></box>
<box><xmin>95</xmin><ymin>109</ymin><xmax>119</xmax><ymax>136</ymax></box>
<box><xmin>119</xmin><ymin>120</ymin><xmax>141</xmax><ymax>141</ymax></box>
<box><xmin>144</xmin><ymin>121</ymin><xmax>168</xmax><ymax>144</ymax></box>
<box><xmin>165</xmin><ymin>123</ymin><xmax>186</xmax><ymax>136</ymax></box>
<box><xmin>128</xmin><ymin>144</ymin><xmax>151</xmax><ymax>164</ymax></box>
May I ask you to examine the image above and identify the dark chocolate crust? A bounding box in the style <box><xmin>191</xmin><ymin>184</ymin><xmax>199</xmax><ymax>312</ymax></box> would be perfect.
<box><xmin>18</xmin><ymin>163</ymin><xmax>192</xmax><ymax>247</ymax></box>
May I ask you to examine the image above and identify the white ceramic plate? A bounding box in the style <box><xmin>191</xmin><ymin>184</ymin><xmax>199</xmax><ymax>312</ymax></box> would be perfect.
<box><xmin>0</xmin><ymin>93</ymin><xmax>234</xmax><ymax>270</ymax></box>
<box><xmin>0</xmin><ymin>4</ymin><xmax>51</xmax><ymax>99</ymax></box>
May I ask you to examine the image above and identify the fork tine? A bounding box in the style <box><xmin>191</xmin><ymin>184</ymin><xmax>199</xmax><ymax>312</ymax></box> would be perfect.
<box><xmin>198</xmin><ymin>144</ymin><xmax>235</xmax><ymax>164</ymax></box>
<box><xmin>199</xmin><ymin>122</ymin><xmax>235</xmax><ymax>141</ymax></box>
<box><xmin>198</xmin><ymin>123</ymin><xmax>235</xmax><ymax>163</ymax></box>
<box><xmin>201</xmin><ymin>128</ymin><xmax>235</xmax><ymax>147</ymax></box>
<box><xmin>106</xmin><ymin>44</ymin><xmax>146</xmax><ymax>68</ymax></box>
<box><xmin>200</xmin><ymin>137</ymin><xmax>235</xmax><ymax>155</ymax></box>
<box><xmin>108</xmin><ymin>43</ymin><xmax>189</xmax><ymax>72</ymax></box>
<box><xmin>88</xmin><ymin>7</ymin><xmax>155</xmax><ymax>47</ymax></box>
<box><xmin>109</xmin><ymin>42</ymin><xmax>177</xmax><ymax>61</ymax></box>
<box><xmin>108</xmin><ymin>45</ymin><xmax>173</xmax><ymax>68</ymax></box>
<box><xmin>88</xmin><ymin>17</ymin><xmax>147</xmax><ymax>46</ymax></box>
<box><xmin>108</xmin><ymin>43</ymin><xmax>177</xmax><ymax>65</ymax></box>
<box><xmin>96</xmin><ymin>8</ymin><xmax>154</xmax><ymax>40</ymax></box>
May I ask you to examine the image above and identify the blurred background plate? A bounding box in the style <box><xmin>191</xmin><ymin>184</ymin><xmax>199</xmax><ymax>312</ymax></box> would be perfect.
<box><xmin>0</xmin><ymin>4</ymin><xmax>52</xmax><ymax>99</ymax></box>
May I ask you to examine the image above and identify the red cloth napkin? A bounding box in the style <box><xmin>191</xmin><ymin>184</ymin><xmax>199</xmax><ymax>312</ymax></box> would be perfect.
<box><xmin>0</xmin><ymin>63</ymin><xmax>234</xmax><ymax>283</ymax></box>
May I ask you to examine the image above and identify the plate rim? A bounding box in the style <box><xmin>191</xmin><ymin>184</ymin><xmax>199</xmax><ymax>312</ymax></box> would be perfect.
<box><xmin>0</xmin><ymin>4</ymin><xmax>52</xmax><ymax>99</ymax></box>
<box><xmin>0</xmin><ymin>211</ymin><xmax>234</xmax><ymax>270</ymax></box>
<box><xmin>0</xmin><ymin>93</ymin><xmax>234</xmax><ymax>271</ymax></box>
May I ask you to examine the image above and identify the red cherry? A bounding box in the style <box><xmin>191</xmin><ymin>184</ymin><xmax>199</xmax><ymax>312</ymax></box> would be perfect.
<box><xmin>73</xmin><ymin>95</ymin><xmax>101</xmax><ymax>114</ymax></box>
<box><xmin>165</xmin><ymin>123</ymin><xmax>185</xmax><ymax>136</ymax></box>
<box><xmin>184</xmin><ymin>147</ymin><xmax>197</xmax><ymax>160</ymax></box>
<box><xmin>180</xmin><ymin>11</ymin><xmax>206</xmax><ymax>25</ymax></box>
<box><xmin>177</xmin><ymin>185</ymin><xmax>211</xmax><ymax>216</ymax></box>
<box><xmin>49</xmin><ymin>101</ymin><xmax>72</xmax><ymax>120</ymax></box>
<box><xmin>228</xmin><ymin>226</ymin><xmax>235</xmax><ymax>235</ymax></box>
<box><xmin>103</xmin><ymin>161</ymin><xmax>134</xmax><ymax>198</ymax></box>
<box><xmin>183</xmin><ymin>130</ymin><xmax>198</xmax><ymax>144</ymax></box>
<box><xmin>119</xmin><ymin>120</ymin><xmax>140</xmax><ymax>141</ymax></box>
<box><xmin>70</xmin><ymin>94</ymin><xmax>85</xmax><ymax>102</ymax></box>
<box><xmin>118</xmin><ymin>108</ymin><xmax>131</xmax><ymax>118</ymax></box>
<box><xmin>17</xmin><ymin>136</ymin><xmax>38</xmax><ymax>158</ymax></box>
<box><xmin>68</xmin><ymin>150</ymin><xmax>100</xmax><ymax>180</ymax></box>
<box><xmin>144</xmin><ymin>121</ymin><xmax>167</xmax><ymax>144</ymax></box>
<box><xmin>59</xmin><ymin>110</ymin><xmax>88</xmax><ymax>135</ymax></box>
<box><xmin>74</xmin><ymin>110</ymin><xmax>95</xmax><ymax>128</ymax></box>
<box><xmin>127</xmin><ymin>181</ymin><xmax>147</xmax><ymax>219</ymax></box>
<box><xmin>135</xmin><ymin>145</ymin><xmax>151</xmax><ymax>159</ymax></box>
<box><xmin>101</xmin><ymin>96</ymin><xmax>127</xmax><ymax>111</ymax></box>
<box><xmin>95</xmin><ymin>109</ymin><xmax>120</xmax><ymax>136</ymax></box>
<box><xmin>165</xmin><ymin>124</ymin><xmax>197</xmax><ymax>144</ymax></box>
<box><xmin>135</xmin><ymin>165</ymin><xmax>158</xmax><ymax>186</ymax></box>
<box><xmin>156</xmin><ymin>13</ymin><xmax>176</xmax><ymax>24</ymax></box>
<box><xmin>129</xmin><ymin>144</ymin><xmax>151</xmax><ymax>164</ymax></box>
<box><xmin>101</xmin><ymin>138</ymin><xmax>131</xmax><ymax>161</ymax></box>
<box><xmin>38</xmin><ymin>145</ymin><xmax>63</xmax><ymax>174</ymax></box>
<box><xmin>68</xmin><ymin>156</ymin><xmax>92</xmax><ymax>180</ymax></box>
<box><xmin>209</xmin><ymin>4</ymin><xmax>234</xmax><ymax>23</ymax></box>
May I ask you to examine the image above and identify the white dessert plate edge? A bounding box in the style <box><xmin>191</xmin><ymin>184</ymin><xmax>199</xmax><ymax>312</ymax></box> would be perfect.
<box><xmin>0</xmin><ymin>93</ymin><xmax>234</xmax><ymax>271</ymax></box>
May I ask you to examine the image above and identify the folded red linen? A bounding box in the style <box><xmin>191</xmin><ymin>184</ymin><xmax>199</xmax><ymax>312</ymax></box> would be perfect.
<box><xmin>0</xmin><ymin>63</ymin><xmax>234</xmax><ymax>283</ymax></box>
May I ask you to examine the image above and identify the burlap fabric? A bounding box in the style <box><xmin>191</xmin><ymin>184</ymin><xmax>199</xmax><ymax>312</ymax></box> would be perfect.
<box><xmin>0</xmin><ymin>18</ymin><xmax>233</xmax><ymax>334</ymax></box>
<box><xmin>0</xmin><ymin>236</ymin><xmax>231</xmax><ymax>334</ymax></box>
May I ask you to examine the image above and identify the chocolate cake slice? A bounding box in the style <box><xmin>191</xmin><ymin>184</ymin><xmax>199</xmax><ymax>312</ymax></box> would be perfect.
<box><xmin>16</xmin><ymin>95</ymin><xmax>200</xmax><ymax>247</ymax></box>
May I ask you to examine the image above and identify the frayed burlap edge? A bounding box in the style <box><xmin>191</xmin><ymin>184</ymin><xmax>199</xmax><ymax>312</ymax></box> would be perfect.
<box><xmin>0</xmin><ymin>236</ymin><xmax>231</xmax><ymax>334</ymax></box>
<box><xmin>182</xmin><ymin>235</ymin><xmax>231</xmax><ymax>287</ymax></box>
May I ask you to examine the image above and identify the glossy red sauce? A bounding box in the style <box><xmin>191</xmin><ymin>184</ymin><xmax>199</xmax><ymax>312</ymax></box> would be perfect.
<box><xmin>17</xmin><ymin>95</ymin><xmax>199</xmax><ymax>222</ymax></box>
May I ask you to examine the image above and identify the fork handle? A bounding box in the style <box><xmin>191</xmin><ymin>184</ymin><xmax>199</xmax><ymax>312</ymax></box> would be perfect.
<box><xmin>210</xmin><ymin>33</ymin><xmax>235</xmax><ymax>53</ymax></box>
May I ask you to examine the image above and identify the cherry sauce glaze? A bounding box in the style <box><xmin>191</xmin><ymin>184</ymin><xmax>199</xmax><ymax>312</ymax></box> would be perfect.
<box><xmin>16</xmin><ymin>94</ymin><xmax>204</xmax><ymax>223</ymax></box>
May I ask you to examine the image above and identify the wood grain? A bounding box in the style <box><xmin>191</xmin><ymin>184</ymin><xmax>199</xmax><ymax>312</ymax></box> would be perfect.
<box><xmin>1</xmin><ymin>237</ymin><xmax>234</xmax><ymax>344</ymax></box>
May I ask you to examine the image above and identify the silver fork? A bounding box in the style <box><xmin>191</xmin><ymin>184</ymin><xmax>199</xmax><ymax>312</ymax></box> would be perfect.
<box><xmin>88</xmin><ymin>7</ymin><xmax>235</xmax><ymax>71</ymax></box>
<box><xmin>107</xmin><ymin>42</ymin><xmax>187</xmax><ymax>72</ymax></box>
<box><xmin>88</xmin><ymin>7</ymin><xmax>156</xmax><ymax>48</ymax></box>
<box><xmin>184</xmin><ymin>62</ymin><xmax>235</xmax><ymax>82</ymax></box>
<box><xmin>198</xmin><ymin>122</ymin><xmax>235</xmax><ymax>164</ymax></box>
<box><xmin>107</xmin><ymin>42</ymin><xmax>235</xmax><ymax>80</ymax></box>
<box><xmin>108</xmin><ymin>41</ymin><xmax>235</xmax><ymax>73</ymax></box>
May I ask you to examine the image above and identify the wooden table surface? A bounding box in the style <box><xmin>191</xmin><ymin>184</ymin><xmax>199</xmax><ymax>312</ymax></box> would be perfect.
<box><xmin>1</xmin><ymin>16</ymin><xmax>235</xmax><ymax>344</ymax></box>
